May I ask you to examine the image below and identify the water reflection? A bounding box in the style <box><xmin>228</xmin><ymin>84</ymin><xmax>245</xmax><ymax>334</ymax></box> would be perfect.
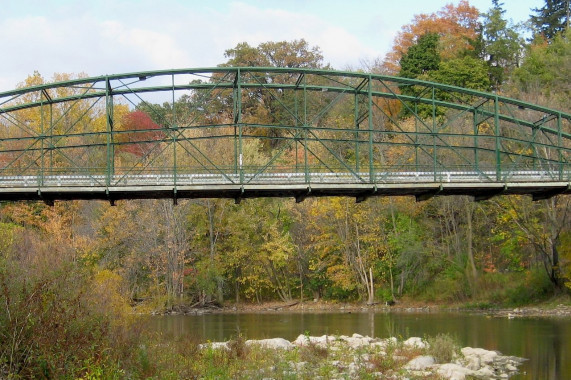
<box><xmin>150</xmin><ymin>311</ymin><xmax>570</xmax><ymax>380</ymax></box>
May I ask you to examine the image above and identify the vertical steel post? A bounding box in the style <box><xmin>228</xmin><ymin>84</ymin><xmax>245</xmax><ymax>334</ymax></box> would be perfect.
<box><xmin>432</xmin><ymin>88</ymin><xmax>437</xmax><ymax>181</ymax></box>
<box><xmin>172</xmin><ymin>74</ymin><xmax>177</xmax><ymax>186</ymax></box>
<box><xmin>414</xmin><ymin>103</ymin><xmax>419</xmax><ymax>172</ymax></box>
<box><xmin>40</xmin><ymin>94</ymin><xmax>45</xmax><ymax>186</ymax></box>
<box><xmin>105</xmin><ymin>77</ymin><xmax>114</xmax><ymax>187</ymax></box>
<box><xmin>532</xmin><ymin>126</ymin><xmax>538</xmax><ymax>170</ymax></box>
<box><xmin>473</xmin><ymin>111</ymin><xmax>479</xmax><ymax>172</ymax></box>
<box><xmin>49</xmin><ymin>103</ymin><xmax>53</xmax><ymax>171</ymax></box>
<box><xmin>354</xmin><ymin>93</ymin><xmax>360</xmax><ymax>174</ymax></box>
<box><xmin>236</xmin><ymin>69</ymin><xmax>243</xmax><ymax>185</ymax></box>
<box><xmin>304</xmin><ymin>76</ymin><xmax>309</xmax><ymax>183</ymax></box>
<box><xmin>368</xmin><ymin>76</ymin><xmax>374</xmax><ymax>183</ymax></box>
<box><xmin>295</xmin><ymin>90</ymin><xmax>299</xmax><ymax>173</ymax></box>
<box><xmin>233</xmin><ymin>72</ymin><xmax>239</xmax><ymax>175</ymax></box>
<box><xmin>494</xmin><ymin>96</ymin><xmax>501</xmax><ymax>181</ymax></box>
<box><xmin>558</xmin><ymin>113</ymin><xmax>563</xmax><ymax>180</ymax></box>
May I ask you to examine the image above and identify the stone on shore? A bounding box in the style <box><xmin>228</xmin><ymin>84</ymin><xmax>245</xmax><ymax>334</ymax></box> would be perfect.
<box><xmin>437</xmin><ymin>363</ymin><xmax>475</xmax><ymax>380</ymax></box>
<box><xmin>246</xmin><ymin>337</ymin><xmax>294</xmax><ymax>350</ymax></box>
<box><xmin>461</xmin><ymin>346</ymin><xmax>499</xmax><ymax>368</ymax></box>
<box><xmin>404</xmin><ymin>355</ymin><xmax>436</xmax><ymax>370</ymax></box>
<box><xmin>403</xmin><ymin>336</ymin><xmax>427</xmax><ymax>349</ymax></box>
<box><xmin>293</xmin><ymin>334</ymin><xmax>330</xmax><ymax>347</ymax></box>
<box><xmin>198</xmin><ymin>341</ymin><xmax>229</xmax><ymax>350</ymax></box>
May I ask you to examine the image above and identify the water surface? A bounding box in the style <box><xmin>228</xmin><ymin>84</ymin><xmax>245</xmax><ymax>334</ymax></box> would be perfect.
<box><xmin>150</xmin><ymin>311</ymin><xmax>570</xmax><ymax>379</ymax></box>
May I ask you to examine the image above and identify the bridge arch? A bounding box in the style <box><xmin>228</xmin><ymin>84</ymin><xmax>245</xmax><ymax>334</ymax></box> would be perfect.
<box><xmin>0</xmin><ymin>67</ymin><xmax>569</xmax><ymax>203</ymax></box>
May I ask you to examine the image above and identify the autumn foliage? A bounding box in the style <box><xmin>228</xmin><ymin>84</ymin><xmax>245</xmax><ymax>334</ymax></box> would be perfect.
<box><xmin>117</xmin><ymin>110</ymin><xmax>165</xmax><ymax>157</ymax></box>
<box><xmin>383</xmin><ymin>0</ymin><xmax>480</xmax><ymax>73</ymax></box>
<box><xmin>1</xmin><ymin>1</ymin><xmax>571</xmax><ymax>376</ymax></box>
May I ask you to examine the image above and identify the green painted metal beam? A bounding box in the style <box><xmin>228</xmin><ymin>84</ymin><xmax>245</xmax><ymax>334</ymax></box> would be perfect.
<box><xmin>0</xmin><ymin>67</ymin><xmax>569</xmax><ymax>202</ymax></box>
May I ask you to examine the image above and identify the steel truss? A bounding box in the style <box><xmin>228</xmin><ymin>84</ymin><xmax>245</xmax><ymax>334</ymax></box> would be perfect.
<box><xmin>0</xmin><ymin>67</ymin><xmax>569</xmax><ymax>203</ymax></box>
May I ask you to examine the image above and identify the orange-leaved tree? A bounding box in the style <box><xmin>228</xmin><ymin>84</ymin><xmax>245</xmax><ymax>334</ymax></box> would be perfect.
<box><xmin>383</xmin><ymin>0</ymin><xmax>480</xmax><ymax>74</ymax></box>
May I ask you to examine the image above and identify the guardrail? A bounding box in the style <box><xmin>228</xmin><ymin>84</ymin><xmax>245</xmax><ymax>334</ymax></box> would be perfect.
<box><xmin>0</xmin><ymin>170</ymin><xmax>569</xmax><ymax>188</ymax></box>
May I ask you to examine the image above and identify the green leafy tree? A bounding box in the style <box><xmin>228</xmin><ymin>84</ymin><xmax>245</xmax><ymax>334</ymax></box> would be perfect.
<box><xmin>513</xmin><ymin>31</ymin><xmax>571</xmax><ymax>98</ymax></box>
<box><xmin>398</xmin><ymin>33</ymin><xmax>441</xmax><ymax>82</ymax></box>
<box><xmin>398</xmin><ymin>33</ymin><xmax>441</xmax><ymax>118</ymax></box>
<box><xmin>220</xmin><ymin>39</ymin><xmax>327</xmax><ymax>150</ymax></box>
<box><xmin>429</xmin><ymin>56</ymin><xmax>490</xmax><ymax>90</ymax></box>
<box><xmin>222</xmin><ymin>39</ymin><xmax>324</xmax><ymax>69</ymax></box>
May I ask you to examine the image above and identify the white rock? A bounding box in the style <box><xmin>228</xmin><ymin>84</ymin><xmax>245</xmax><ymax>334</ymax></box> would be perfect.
<box><xmin>344</xmin><ymin>336</ymin><xmax>372</xmax><ymax>348</ymax></box>
<box><xmin>293</xmin><ymin>334</ymin><xmax>330</xmax><ymax>347</ymax></box>
<box><xmin>246</xmin><ymin>338</ymin><xmax>294</xmax><ymax>350</ymax></box>
<box><xmin>290</xmin><ymin>361</ymin><xmax>306</xmax><ymax>371</ymax></box>
<box><xmin>404</xmin><ymin>337</ymin><xmax>427</xmax><ymax>349</ymax></box>
<box><xmin>437</xmin><ymin>363</ymin><xmax>475</xmax><ymax>380</ymax></box>
<box><xmin>370</xmin><ymin>337</ymin><xmax>397</xmax><ymax>349</ymax></box>
<box><xmin>198</xmin><ymin>341</ymin><xmax>229</xmax><ymax>350</ymax></box>
<box><xmin>461</xmin><ymin>347</ymin><xmax>499</xmax><ymax>366</ymax></box>
<box><xmin>347</xmin><ymin>362</ymin><xmax>360</xmax><ymax>374</ymax></box>
<box><xmin>474</xmin><ymin>366</ymin><xmax>494</xmax><ymax>377</ymax></box>
<box><xmin>405</xmin><ymin>355</ymin><xmax>436</xmax><ymax>370</ymax></box>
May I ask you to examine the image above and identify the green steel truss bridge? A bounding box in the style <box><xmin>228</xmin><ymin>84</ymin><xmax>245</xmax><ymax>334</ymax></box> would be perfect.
<box><xmin>0</xmin><ymin>67</ymin><xmax>570</xmax><ymax>204</ymax></box>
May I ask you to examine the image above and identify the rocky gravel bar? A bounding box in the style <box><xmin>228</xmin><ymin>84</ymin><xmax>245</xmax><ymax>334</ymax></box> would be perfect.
<box><xmin>199</xmin><ymin>334</ymin><xmax>526</xmax><ymax>379</ymax></box>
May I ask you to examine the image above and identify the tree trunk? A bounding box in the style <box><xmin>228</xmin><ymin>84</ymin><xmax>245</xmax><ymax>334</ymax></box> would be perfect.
<box><xmin>206</xmin><ymin>201</ymin><xmax>224</xmax><ymax>303</ymax></box>
<box><xmin>465</xmin><ymin>201</ymin><xmax>478</xmax><ymax>280</ymax></box>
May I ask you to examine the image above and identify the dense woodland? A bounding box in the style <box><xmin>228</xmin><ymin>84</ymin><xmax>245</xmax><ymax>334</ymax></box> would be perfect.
<box><xmin>1</xmin><ymin>1</ymin><xmax>571</xmax><ymax>376</ymax></box>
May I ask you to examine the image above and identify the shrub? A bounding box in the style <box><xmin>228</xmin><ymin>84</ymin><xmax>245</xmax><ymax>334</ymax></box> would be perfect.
<box><xmin>426</xmin><ymin>334</ymin><xmax>460</xmax><ymax>363</ymax></box>
<box><xmin>506</xmin><ymin>269</ymin><xmax>555</xmax><ymax>306</ymax></box>
<box><xmin>0</xmin><ymin>241</ymin><xmax>135</xmax><ymax>378</ymax></box>
<box><xmin>422</xmin><ymin>269</ymin><xmax>470</xmax><ymax>302</ymax></box>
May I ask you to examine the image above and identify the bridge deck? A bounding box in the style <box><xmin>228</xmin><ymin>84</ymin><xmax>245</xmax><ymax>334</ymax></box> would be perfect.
<box><xmin>1</xmin><ymin>171</ymin><xmax>569</xmax><ymax>203</ymax></box>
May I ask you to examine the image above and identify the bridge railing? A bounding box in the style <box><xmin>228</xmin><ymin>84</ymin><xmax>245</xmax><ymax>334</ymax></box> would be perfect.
<box><xmin>0</xmin><ymin>68</ymin><xmax>569</xmax><ymax>200</ymax></box>
<box><xmin>0</xmin><ymin>165</ymin><xmax>569</xmax><ymax>188</ymax></box>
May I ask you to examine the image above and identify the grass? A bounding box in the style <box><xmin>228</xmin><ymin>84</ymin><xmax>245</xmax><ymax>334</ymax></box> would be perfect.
<box><xmin>127</xmin><ymin>333</ymin><xmax>462</xmax><ymax>379</ymax></box>
<box><xmin>426</xmin><ymin>333</ymin><xmax>461</xmax><ymax>363</ymax></box>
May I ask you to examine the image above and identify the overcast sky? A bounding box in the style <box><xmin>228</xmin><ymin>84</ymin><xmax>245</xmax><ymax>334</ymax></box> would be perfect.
<box><xmin>1</xmin><ymin>0</ymin><xmax>541</xmax><ymax>92</ymax></box>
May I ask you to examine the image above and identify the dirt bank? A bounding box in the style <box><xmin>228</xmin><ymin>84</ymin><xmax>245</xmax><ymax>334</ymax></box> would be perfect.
<box><xmin>157</xmin><ymin>297</ymin><xmax>571</xmax><ymax>318</ymax></box>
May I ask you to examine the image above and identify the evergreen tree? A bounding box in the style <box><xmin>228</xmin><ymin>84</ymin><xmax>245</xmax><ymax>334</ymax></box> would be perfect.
<box><xmin>398</xmin><ymin>33</ymin><xmax>441</xmax><ymax>80</ymax></box>
<box><xmin>530</xmin><ymin>0</ymin><xmax>570</xmax><ymax>40</ymax></box>
<box><xmin>481</xmin><ymin>0</ymin><xmax>525</xmax><ymax>89</ymax></box>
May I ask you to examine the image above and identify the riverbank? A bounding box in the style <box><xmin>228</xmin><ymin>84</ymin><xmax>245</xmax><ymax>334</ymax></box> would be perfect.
<box><xmin>155</xmin><ymin>295</ymin><xmax>571</xmax><ymax>318</ymax></box>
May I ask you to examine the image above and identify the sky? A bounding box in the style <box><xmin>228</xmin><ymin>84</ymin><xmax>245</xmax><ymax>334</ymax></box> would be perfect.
<box><xmin>0</xmin><ymin>0</ymin><xmax>542</xmax><ymax>93</ymax></box>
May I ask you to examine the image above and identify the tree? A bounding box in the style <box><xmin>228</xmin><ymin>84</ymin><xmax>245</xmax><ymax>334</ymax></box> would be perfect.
<box><xmin>117</xmin><ymin>110</ymin><xmax>165</xmax><ymax>157</ymax></box>
<box><xmin>383</xmin><ymin>0</ymin><xmax>480</xmax><ymax>73</ymax></box>
<box><xmin>220</xmin><ymin>40</ymin><xmax>327</xmax><ymax>150</ymax></box>
<box><xmin>222</xmin><ymin>39</ymin><xmax>324</xmax><ymax>69</ymax></box>
<box><xmin>398</xmin><ymin>32</ymin><xmax>441</xmax><ymax>113</ymax></box>
<box><xmin>399</xmin><ymin>33</ymin><xmax>441</xmax><ymax>80</ymax></box>
<box><xmin>530</xmin><ymin>0</ymin><xmax>570</xmax><ymax>41</ymax></box>
<box><xmin>398</xmin><ymin>34</ymin><xmax>489</xmax><ymax>117</ymax></box>
<box><xmin>480</xmin><ymin>0</ymin><xmax>525</xmax><ymax>88</ymax></box>
<box><xmin>513</xmin><ymin>31</ymin><xmax>571</xmax><ymax>98</ymax></box>
<box><xmin>493</xmin><ymin>196</ymin><xmax>571</xmax><ymax>289</ymax></box>
<box><xmin>429</xmin><ymin>56</ymin><xmax>490</xmax><ymax>91</ymax></box>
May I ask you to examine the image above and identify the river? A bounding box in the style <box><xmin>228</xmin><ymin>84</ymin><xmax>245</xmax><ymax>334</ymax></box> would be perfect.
<box><xmin>150</xmin><ymin>311</ymin><xmax>570</xmax><ymax>379</ymax></box>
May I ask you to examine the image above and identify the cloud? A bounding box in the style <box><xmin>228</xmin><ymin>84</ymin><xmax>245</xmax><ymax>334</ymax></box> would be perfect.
<box><xmin>0</xmin><ymin>0</ymin><xmax>383</xmax><ymax>92</ymax></box>
<box><xmin>99</xmin><ymin>21</ymin><xmax>192</xmax><ymax>69</ymax></box>
<box><xmin>200</xmin><ymin>2</ymin><xmax>382</xmax><ymax>69</ymax></box>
